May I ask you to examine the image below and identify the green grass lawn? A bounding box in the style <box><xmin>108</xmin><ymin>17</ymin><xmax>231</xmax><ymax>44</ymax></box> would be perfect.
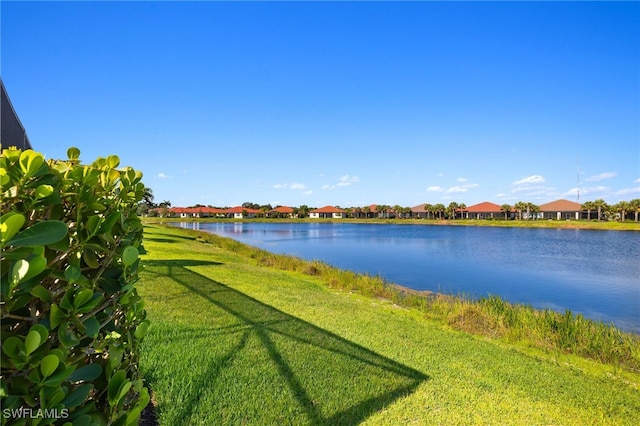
<box><xmin>138</xmin><ymin>225</ymin><xmax>639</xmax><ymax>425</ymax></box>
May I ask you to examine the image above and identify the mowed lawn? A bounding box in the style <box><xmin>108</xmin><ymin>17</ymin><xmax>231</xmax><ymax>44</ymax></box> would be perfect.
<box><xmin>137</xmin><ymin>225</ymin><xmax>639</xmax><ymax>425</ymax></box>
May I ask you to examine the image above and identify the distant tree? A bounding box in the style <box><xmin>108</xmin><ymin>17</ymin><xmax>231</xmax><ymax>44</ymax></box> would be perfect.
<box><xmin>446</xmin><ymin>202</ymin><xmax>459</xmax><ymax>220</ymax></box>
<box><xmin>614</xmin><ymin>201</ymin><xmax>631</xmax><ymax>222</ymax></box>
<box><xmin>433</xmin><ymin>203</ymin><xmax>445</xmax><ymax>220</ymax></box>
<box><xmin>362</xmin><ymin>206</ymin><xmax>371</xmax><ymax>218</ymax></box>
<box><xmin>423</xmin><ymin>203</ymin><xmax>433</xmax><ymax>220</ymax></box>
<box><xmin>141</xmin><ymin>186</ymin><xmax>155</xmax><ymax>208</ymax></box>
<box><xmin>500</xmin><ymin>204</ymin><xmax>512</xmax><ymax>220</ymax></box>
<box><xmin>458</xmin><ymin>203</ymin><xmax>467</xmax><ymax>220</ymax></box>
<box><xmin>593</xmin><ymin>199</ymin><xmax>608</xmax><ymax>221</ymax></box>
<box><xmin>242</xmin><ymin>202</ymin><xmax>260</xmax><ymax>210</ymax></box>
<box><xmin>581</xmin><ymin>200</ymin><xmax>596</xmax><ymax>220</ymax></box>
<box><xmin>527</xmin><ymin>202</ymin><xmax>540</xmax><ymax>220</ymax></box>
<box><xmin>377</xmin><ymin>205</ymin><xmax>390</xmax><ymax>219</ymax></box>
<box><xmin>393</xmin><ymin>205</ymin><xmax>403</xmax><ymax>219</ymax></box>
<box><xmin>403</xmin><ymin>206</ymin><xmax>412</xmax><ymax>219</ymax></box>
<box><xmin>514</xmin><ymin>201</ymin><xmax>527</xmax><ymax>220</ymax></box>
<box><xmin>630</xmin><ymin>199</ymin><xmax>640</xmax><ymax>222</ymax></box>
<box><xmin>297</xmin><ymin>205</ymin><xmax>310</xmax><ymax>218</ymax></box>
<box><xmin>158</xmin><ymin>200</ymin><xmax>171</xmax><ymax>208</ymax></box>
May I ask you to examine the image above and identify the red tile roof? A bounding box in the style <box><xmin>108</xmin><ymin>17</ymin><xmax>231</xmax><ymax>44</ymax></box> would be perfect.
<box><xmin>310</xmin><ymin>206</ymin><xmax>346</xmax><ymax>213</ymax></box>
<box><xmin>465</xmin><ymin>202</ymin><xmax>503</xmax><ymax>213</ymax></box>
<box><xmin>270</xmin><ymin>206</ymin><xmax>294</xmax><ymax>213</ymax></box>
<box><xmin>539</xmin><ymin>199</ymin><xmax>581</xmax><ymax>212</ymax></box>
<box><xmin>411</xmin><ymin>203</ymin><xmax>428</xmax><ymax>212</ymax></box>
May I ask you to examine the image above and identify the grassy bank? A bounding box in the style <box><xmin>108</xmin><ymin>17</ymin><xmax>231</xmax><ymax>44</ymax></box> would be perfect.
<box><xmin>138</xmin><ymin>224</ymin><xmax>640</xmax><ymax>425</ymax></box>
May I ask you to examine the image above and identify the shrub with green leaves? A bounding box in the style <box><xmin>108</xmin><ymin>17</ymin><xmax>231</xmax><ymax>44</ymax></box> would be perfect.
<box><xmin>1</xmin><ymin>147</ymin><xmax>149</xmax><ymax>425</ymax></box>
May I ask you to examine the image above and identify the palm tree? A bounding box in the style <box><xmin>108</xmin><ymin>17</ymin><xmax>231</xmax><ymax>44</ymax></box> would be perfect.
<box><xmin>500</xmin><ymin>204</ymin><xmax>512</xmax><ymax>220</ymax></box>
<box><xmin>363</xmin><ymin>206</ymin><xmax>371</xmax><ymax>218</ymax></box>
<box><xmin>527</xmin><ymin>202</ymin><xmax>540</xmax><ymax>220</ymax></box>
<box><xmin>141</xmin><ymin>186</ymin><xmax>155</xmax><ymax>208</ymax></box>
<box><xmin>614</xmin><ymin>201</ymin><xmax>631</xmax><ymax>222</ymax></box>
<box><xmin>446</xmin><ymin>202</ymin><xmax>459</xmax><ymax>220</ymax></box>
<box><xmin>378</xmin><ymin>205</ymin><xmax>390</xmax><ymax>219</ymax></box>
<box><xmin>458</xmin><ymin>203</ymin><xmax>467</xmax><ymax>220</ymax></box>
<box><xmin>581</xmin><ymin>200</ymin><xmax>595</xmax><ymax>221</ymax></box>
<box><xmin>593</xmin><ymin>199</ymin><xmax>608</xmax><ymax>221</ymax></box>
<box><xmin>513</xmin><ymin>201</ymin><xmax>527</xmax><ymax>220</ymax></box>
<box><xmin>434</xmin><ymin>203</ymin><xmax>445</xmax><ymax>220</ymax></box>
<box><xmin>423</xmin><ymin>203</ymin><xmax>433</xmax><ymax>220</ymax></box>
<box><xmin>393</xmin><ymin>205</ymin><xmax>403</xmax><ymax>219</ymax></box>
<box><xmin>630</xmin><ymin>199</ymin><xmax>640</xmax><ymax>222</ymax></box>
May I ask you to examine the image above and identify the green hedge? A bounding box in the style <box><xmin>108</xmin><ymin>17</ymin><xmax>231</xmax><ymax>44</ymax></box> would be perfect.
<box><xmin>1</xmin><ymin>147</ymin><xmax>149</xmax><ymax>425</ymax></box>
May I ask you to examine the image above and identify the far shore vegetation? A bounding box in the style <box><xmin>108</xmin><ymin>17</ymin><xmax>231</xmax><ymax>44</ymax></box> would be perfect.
<box><xmin>139</xmin><ymin>224</ymin><xmax>639</xmax><ymax>424</ymax></box>
<box><xmin>145</xmin><ymin>215</ymin><xmax>640</xmax><ymax>231</ymax></box>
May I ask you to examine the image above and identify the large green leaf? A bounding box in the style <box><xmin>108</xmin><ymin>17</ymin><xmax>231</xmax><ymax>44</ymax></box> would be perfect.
<box><xmin>122</xmin><ymin>246</ymin><xmax>139</xmax><ymax>267</ymax></box>
<box><xmin>6</xmin><ymin>220</ymin><xmax>68</xmax><ymax>247</ymax></box>
<box><xmin>19</xmin><ymin>150</ymin><xmax>45</xmax><ymax>177</ymax></box>
<box><xmin>25</xmin><ymin>327</ymin><xmax>45</xmax><ymax>356</ymax></box>
<box><xmin>40</xmin><ymin>354</ymin><xmax>59</xmax><ymax>378</ymax></box>
<box><xmin>10</xmin><ymin>259</ymin><xmax>29</xmax><ymax>287</ymax></box>
<box><xmin>0</xmin><ymin>212</ymin><xmax>26</xmax><ymax>247</ymax></box>
<box><xmin>69</xmin><ymin>364</ymin><xmax>102</xmax><ymax>382</ymax></box>
<box><xmin>34</xmin><ymin>184</ymin><xmax>54</xmax><ymax>199</ymax></box>
<box><xmin>61</xmin><ymin>383</ymin><xmax>91</xmax><ymax>409</ymax></box>
<box><xmin>67</xmin><ymin>147</ymin><xmax>81</xmax><ymax>161</ymax></box>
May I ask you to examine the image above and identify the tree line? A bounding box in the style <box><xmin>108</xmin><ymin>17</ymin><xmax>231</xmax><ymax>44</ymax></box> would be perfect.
<box><xmin>138</xmin><ymin>187</ymin><xmax>640</xmax><ymax>222</ymax></box>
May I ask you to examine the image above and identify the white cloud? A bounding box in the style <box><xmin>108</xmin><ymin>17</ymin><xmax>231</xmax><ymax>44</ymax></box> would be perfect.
<box><xmin>563</xmin><ymin>186</ymin><xmax>610</xmax><ymax>197</ymax></box>
<box><xmin>321</xmin><ymin>184</ymin><xmax>332</xmax><ymax>190</ymax></box>
<box><xmin>156</xmin><ymin>173</ymin><xmax>170</xmax><ymax>179</ymax></box>
<box><xmin>634</xmin><ymin>178</ymin><xmax>640</xmax><ymax>184</ymax></box>
<box><xmin>446</xmin><ymin>186</ymin><xmax>468</xmax><ymax>193</ymax></box>
<box><xmin>616</xmin><ymin>187</ymin><xmax>640</xmax><ymax>196</ymax></box>
<box><xmin>302</xmin><ymin>190</ymin><xmax>313</xmax><ymax>196</ymax></box>
<box><xmin>427</xmin><ymin>186</ymin><xmax>444</xmax><ymax>192</ymax></box>
<box><xmin>456</xmin><ymin>177</ymin><xmax>468</xmax><ymax>183</ymax></box>
<box><xmin>337</xmin><ymin>175</ymin><xmax>359</xmax><ymax>187</ymax></box>
<box><xmin>586</xmin><ymin>172</ymin><xmax>617</xmax><ymax>182</ymax></box>
<box><xmin>290</xmin><ymin>183</ymin><xmax>306</xmax><ymax>190</ymax></box>
<box><xmin>513</xmin><ymin>175</ymin><xmax>545</xmax><ymax>185</ymax></box>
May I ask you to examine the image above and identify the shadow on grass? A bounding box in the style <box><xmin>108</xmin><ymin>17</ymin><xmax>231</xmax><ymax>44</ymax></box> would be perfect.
<box><xmin>142</xmin><ymin>259</ymin><xmax>428</xmax><ymax>425</ymax></box>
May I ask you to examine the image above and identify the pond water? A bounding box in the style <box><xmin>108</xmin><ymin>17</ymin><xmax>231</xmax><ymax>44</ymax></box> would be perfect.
<box><xmin>174</xmin><ymin>222</ymin><xmax>640</xmax><ymax>333</ymax></box>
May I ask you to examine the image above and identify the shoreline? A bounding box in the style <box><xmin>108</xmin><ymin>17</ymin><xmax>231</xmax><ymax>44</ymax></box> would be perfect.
<box><xmin>144</xmin><ymin>217</ymin><xmax>640</xmax><ymax>231</ymax></box>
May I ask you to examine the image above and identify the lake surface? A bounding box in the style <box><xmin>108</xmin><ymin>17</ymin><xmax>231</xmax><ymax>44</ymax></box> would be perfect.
<box><xmin>174</xmin><ymin>222</ymin><xmax>640</xmax><ymax>333</ymax></box>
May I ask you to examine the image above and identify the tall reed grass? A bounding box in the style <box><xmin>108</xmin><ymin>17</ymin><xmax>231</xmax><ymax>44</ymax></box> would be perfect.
<box><xmin>183</xmin><ymin>226</ymin><xmax>640</xmax><ymax>372</ymax></box>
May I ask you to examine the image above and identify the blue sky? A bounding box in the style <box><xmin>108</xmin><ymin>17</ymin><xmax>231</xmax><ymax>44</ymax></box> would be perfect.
<box><xmin>2</xmin><ymin>1</ymin><xmax>638</xmax><ymax>208</ymax></box>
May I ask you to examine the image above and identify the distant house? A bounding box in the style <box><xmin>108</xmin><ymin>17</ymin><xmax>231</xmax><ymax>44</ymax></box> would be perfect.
<box><xmin>539</xmin><ymin>199</ymin><xmax>582</xmax><ymax>220</ymax></box>
<box><xmin>169</xmin><ymin>206</ymin><xmax>225</xmax><ymax>218</ymax></box>
<box><xmin>268</xmin><ymin>206</ymin><xmax>295</xmax><ymax>218</ymax></box>
<box><xmin>464</xmin><ymin>202</ymin><xmax>507</xmax><ymax>219</ymax></box>
<box><xmin>309</xmin><ymin>206</ymin><xmax>345</xmax><ymax>219</ymax></box>
<box><xmin>410</xmin><ymin>204</ymin><xmax>429</xmax><ymax>219</ymax></box>
<box><xmin>224</xmin><ymin>206</ymin><xmax>259</xmax><ymax>219</ymax></box>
